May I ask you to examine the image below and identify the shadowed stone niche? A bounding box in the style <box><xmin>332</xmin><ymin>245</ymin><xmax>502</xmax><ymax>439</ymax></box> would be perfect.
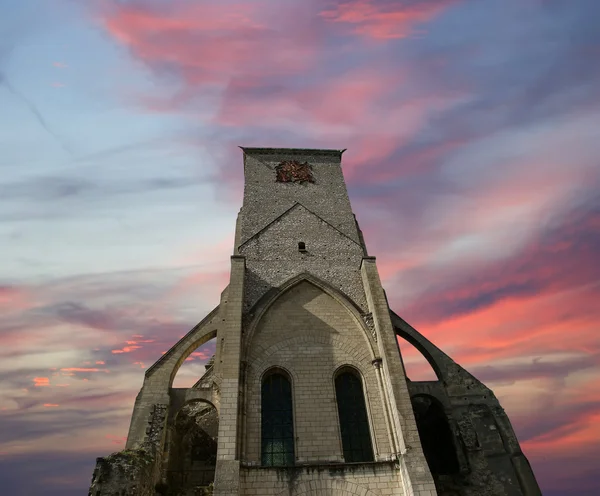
<box><xmin>412</xmin><ymin>395</ymin><xmax>461</xmax><ymax>478</ymax></box>
<box><xmin>165</xmin><ymin>401</ymin><xmax>218</xmax><ymax>496</ymax></box>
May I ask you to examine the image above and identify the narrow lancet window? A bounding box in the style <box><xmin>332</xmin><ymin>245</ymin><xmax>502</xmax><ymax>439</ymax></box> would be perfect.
<box><xmin>335</xmin><ymin>369</ymin><xmax>374</xmax><ymax>462</ymax></box>
<box><xmin>261</xmin><ymin>371</ymin><xmax>295</xmax><ymax>466</ymax></box>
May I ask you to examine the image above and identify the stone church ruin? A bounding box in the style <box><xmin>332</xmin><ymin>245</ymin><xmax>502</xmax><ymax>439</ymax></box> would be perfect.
<box><xmin>89</xmin><ymin>147</ymin><xmax>541</xmax><ymax>496</ymax></box>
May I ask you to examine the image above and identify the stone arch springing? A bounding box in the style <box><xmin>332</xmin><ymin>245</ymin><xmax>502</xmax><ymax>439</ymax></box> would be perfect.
<box><xmin>166</xmin><ymin>328</ymin><xmax>218</xmax><ymax>388</ymax></box>
<box><xmin>333</xmin><ymin>365</ymin><xmax>375</xmax><ymax>463</ymax></box>
<box><xmin>260</xmin><ymin>366</ymin><xmax>296</xmax><ymax>466</ymax></box>
<box><xmin>394</xmin><ymin>329</ymin><xmax>443</xmax><ymax>381</ymax></box>
<box><xmin>411</xmin><ymin>394</ymin><xmax>460</xmax><ymax>476</ymax></box>
<box><xmin>396</xmin><ymin>334</ymin><xmax>439</xmax><ymax>381</ymax></box>
<box><xmin>143</xmin><ymin>305</ymin><xmax>220</xmax><ymax>389</ymax></box>
<box><xmin>172</xmin><ymin>337</ymin><xmax>216</xmax><ymax>388</ymax></box>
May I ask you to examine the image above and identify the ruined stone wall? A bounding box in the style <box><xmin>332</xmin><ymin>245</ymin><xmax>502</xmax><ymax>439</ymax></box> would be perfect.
<box><xmin>395</xmin><ymin>312</ymin><xmax>542</xmax><ymax>496</ymax></box>
<box><xmin>89</xmin><ymin>404</ymin><xmax>168</xmax><ymax>496</ymax></box>
<box><xmin>408</xmin><ymin>381</ymin><xmax>536</xmax><ymax>496</ymax></box>
<box><xmin>164</xmin><ymin>402</ymin><xmax>219</xmax><ymax>495</ymax></box>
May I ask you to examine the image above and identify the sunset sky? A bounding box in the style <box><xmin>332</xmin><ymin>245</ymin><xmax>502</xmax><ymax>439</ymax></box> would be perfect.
<box><xmin>1</xmin><ymin>0</ymin><xmax>599</xmax><ymax>494</ymax></box>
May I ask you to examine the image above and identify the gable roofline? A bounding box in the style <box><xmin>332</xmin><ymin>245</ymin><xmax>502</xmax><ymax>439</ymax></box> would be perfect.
<box><xmin>237</xmin><ymin>201</ymin><xmax>364</xmax><ymax>252</ymax></box>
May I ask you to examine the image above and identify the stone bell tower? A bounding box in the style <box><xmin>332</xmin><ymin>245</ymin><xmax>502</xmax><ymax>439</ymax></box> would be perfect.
<box><xmin>89</xmin><ymin>147</ymin><xmax>541</xmax><ymax>496</ymax></box>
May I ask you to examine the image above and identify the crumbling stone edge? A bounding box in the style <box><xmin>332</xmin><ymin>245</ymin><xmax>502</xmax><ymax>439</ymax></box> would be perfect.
<box><xmin>88</xmin><ymin>404</ymin><xmax>168</xmax><ymax>496</ymax></box>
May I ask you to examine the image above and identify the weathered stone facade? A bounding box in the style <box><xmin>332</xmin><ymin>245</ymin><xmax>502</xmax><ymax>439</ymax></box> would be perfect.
<box><xmin>89</xmin><ymin>147</ymin><xmax>541</xmax><ymax>496</ymax></box>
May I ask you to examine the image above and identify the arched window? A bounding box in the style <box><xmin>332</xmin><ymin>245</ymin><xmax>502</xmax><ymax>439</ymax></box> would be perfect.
<box><xmin>261</xmin><ymin>371</ymin><xmax>295</xmax><ymax>466</ymax></box>
<box><xmin>411</xmin><ymin>395</ymin><xmax>460</xmax><ymax>475</ymax></box>
<box><xmin>335</xmin><ymin>369</ymin><xmax>374</xmax><ymax>463</ymax></box>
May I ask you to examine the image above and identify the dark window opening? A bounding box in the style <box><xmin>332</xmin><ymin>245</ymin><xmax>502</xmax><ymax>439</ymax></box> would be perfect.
<box><xmin>298</xmin><ymin>241</ymin><xmax>306</xmax><ymax>252</ymax></box>
<box><xmin>335</xmin><ymin>370</ymin><xmax>374</xmax><ymax>463</ymax></box>
<box><xmin>261</xmin><ymin>372</ymin><xmax>295</xmax><ymax>466</ymax></box>
<box><xmin>411</xmin><ymin>395</ymin><xmax>459</xmax><ymax>475</ymax></box>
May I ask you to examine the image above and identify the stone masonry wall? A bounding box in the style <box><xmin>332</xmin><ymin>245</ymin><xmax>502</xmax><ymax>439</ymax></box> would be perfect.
<box><xmin>240</xmin><ymin>149</ymin><xmax>360</xmax><ymax>246</ymax></box>
<box><xmin>239</xmin><ymin>204</ymin><xmax>368</xmax><ymax>312</ymax></box>
<box><xmin>240</xmin><ymin>462</ymin><xmax>405</xmax><ymax>496</ymax></box>
<box><xmin>241</xmin><ymin>280</ymin><xmax>405</xmax><ymax>494</ymax></box>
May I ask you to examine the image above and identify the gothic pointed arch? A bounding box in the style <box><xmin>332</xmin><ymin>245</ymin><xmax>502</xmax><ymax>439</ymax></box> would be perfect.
<box><xmin>144</xmin><ymin>304</ymin><xmax>220</xmax><ymax>388</ymax></box>
<box><xmin>391</xmin><ymin>311</ymin><xmax>495</xmax><ymax>395</ymax></box>
<box><xmin>244</xmin><ymin>272</ymin><xmax>376</xmax><ymax>359</ymax></box>
<box><xmin>391</xmin><ymin>311</ymin><xmax>444</xmax><ymax>381</ymax></box>
<box><xmin>242</xmin><ymin>273</ymin><xmax>390</xmax><ymax>464</ymax></box>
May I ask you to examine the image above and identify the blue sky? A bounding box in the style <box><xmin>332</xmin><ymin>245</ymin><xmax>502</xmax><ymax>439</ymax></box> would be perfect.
<box><xmin>1</xmin><ymin>1</ymin><xmax>599</xmax><ymax>494</ymax></box>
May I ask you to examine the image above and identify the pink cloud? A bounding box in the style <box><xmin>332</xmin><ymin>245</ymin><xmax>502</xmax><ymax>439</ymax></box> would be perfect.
<box><xmin>111</xmin><ymin>346</ymin><xmax>141</xmax><ymax>354</ymax></box>
<box><xmin>33</xmin><ymin>377</ymin><xmax>50</xmax><ymax>387</ymax></box>
<box><xmin>414</xmin><ymin>284</ymin><xmax>600</xmax><ymax>368</ymax></box>
<box><xmin>60</xmin><ymin>367</ymin><xmax>109</xmax><ymax>373</ymax></box>
<box><xmin>320</xmin><ymin>0</ymin><xmax>459</xmax><ymax>40</ymax></box>
<box><xmin>0</xmin><ymin>285</ymin><xmax>30</xmax><ymax>311</ymax></box>
<box><xmin>52</xmin><ymin>62</ymin><xmax>67</xmax><ymax>68</ymax></box>
<box><xmin>191</xmin><ymin>350</ymin><xmax>211</xmax><ymax>359</ymax></box>
<box><xmin>43</xmin><ymin>403</ymin><xmax>59</xmax><ymax>408</ymax></box>
<box><xmin>97</xmin><ymin>0</ymin><xmax>466</xmax><ymax>186</ymax></box>
<box><xmin>397</xmin><ymin>336</ymin><xmax>438</xmax><ymax>381</ymax></box>
<box><xmin>163</xmin><ymin>270</ymin><xmax>229</xmax><ymax>303</ymax></box>
<box><xmin>111</xmin><ymin>335</ymin><xmax>157</xmax><ymax>355</ymax></box>
<box><xmin>100</xmin><ymin>0</ymin><xmax>321</xmax><ymax>92</ymax></box>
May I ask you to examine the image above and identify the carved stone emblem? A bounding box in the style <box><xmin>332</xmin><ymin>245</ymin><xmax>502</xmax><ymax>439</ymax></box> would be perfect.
<box><xmin>275</xmin><ymin>160</ymin><xmax>315</xmax><ymax>183</ymax></box>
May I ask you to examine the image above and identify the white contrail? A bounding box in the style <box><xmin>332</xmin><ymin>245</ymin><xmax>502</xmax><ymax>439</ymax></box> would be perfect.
<box><xmin>0</xmin><ymin>71</ymin><xmax>73</xmax><ymax>156</ymax></box>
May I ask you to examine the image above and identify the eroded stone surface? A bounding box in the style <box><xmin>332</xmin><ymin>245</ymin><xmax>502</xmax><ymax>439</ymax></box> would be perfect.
<box><xmin>88</xmin><ymin>404</ymin><xmax>167</xmax><ymax>496</ymax></box>
<box><xmin>89</xmin><ymin>147</ymin><xmax>541</xmax><ymax>496</ymax></box>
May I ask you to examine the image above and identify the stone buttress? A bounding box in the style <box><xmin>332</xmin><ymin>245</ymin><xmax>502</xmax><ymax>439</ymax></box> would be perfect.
<box><xmin>89</xmin><ymin>147</ymin><xmax>541</xmax><ymax>496</ymax></box>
